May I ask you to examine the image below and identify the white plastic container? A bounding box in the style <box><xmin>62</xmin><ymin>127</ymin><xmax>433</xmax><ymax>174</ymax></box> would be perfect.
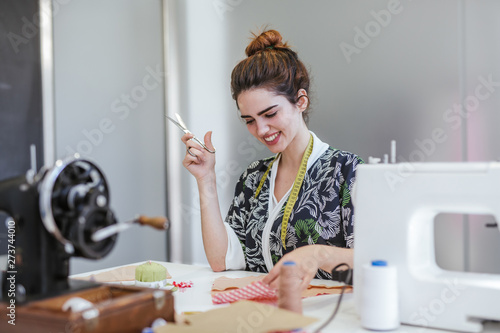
<box><xmin>361</xmin><ymin>260</ymin><xmax>399</xmax><ymax>331</ymax></box>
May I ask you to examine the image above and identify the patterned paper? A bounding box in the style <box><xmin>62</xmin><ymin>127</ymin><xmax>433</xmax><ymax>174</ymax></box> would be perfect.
<box><xmin>212</xmin><ymin>280</ymin><xmax>277</xmax><ymax>304</ymax></box>
<box><xmin>211</xmin><ymin>276</ymin><xmax>351</xmax><ymax>305</ymax></box>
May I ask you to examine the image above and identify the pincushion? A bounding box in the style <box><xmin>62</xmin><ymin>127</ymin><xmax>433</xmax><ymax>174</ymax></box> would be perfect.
<box><xmin>135</xmin><ymin>261</ymin><xmax>168</xmax><ymax>288</ymax></box>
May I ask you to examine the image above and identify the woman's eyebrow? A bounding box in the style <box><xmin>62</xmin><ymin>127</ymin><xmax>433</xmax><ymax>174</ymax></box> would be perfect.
<box><xmin>240</xmin><ymin>104</ymin><xmax>278</xmax><ymax>119</ymax></box>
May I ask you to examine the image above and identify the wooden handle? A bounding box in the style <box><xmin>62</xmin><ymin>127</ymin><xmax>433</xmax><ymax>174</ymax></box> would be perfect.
<box><xmin>137</xmin><ymin>216</ymin><xmax>169</xmax><ymax>230</ymax></box>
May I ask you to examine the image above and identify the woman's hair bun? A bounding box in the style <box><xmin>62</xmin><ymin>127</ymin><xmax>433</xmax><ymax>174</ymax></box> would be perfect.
<box><xmin>231</xmin><ymin>28</ymin><xmax>311</xmax><ymax>122</ymax></box>
<box><xmin>245</xmin><ymin>29</ymin><xmax>289</xmax><ymax>57</ymax></box>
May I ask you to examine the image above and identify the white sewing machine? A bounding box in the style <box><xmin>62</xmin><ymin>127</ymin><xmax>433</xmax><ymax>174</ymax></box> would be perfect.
<box><xmin>353</xmin><ymin>161</ymin><xmax>500</xmax><ymax>332</ymax></box>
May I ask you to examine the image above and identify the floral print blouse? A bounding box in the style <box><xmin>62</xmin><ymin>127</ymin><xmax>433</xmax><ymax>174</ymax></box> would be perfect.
<box><xmin>225</xmin><ymin>146</ymin><xmax>363</xmax><ymax>279</ymax></box>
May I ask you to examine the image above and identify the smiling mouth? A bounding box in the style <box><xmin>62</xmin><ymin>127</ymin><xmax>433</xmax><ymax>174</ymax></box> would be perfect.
<box><xmin>264</xmin><ymin>132</ymin><xmax>279</xmax><ymax>142</ymax></box>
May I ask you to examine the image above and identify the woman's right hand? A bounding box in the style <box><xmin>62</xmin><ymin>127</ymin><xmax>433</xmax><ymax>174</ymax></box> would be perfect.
<box><xmin>181</xmin><ymin>131</ymin><xmax>227</xmax><ymax>271</ymax></box>
<box><xmin>181</xmin><ymin>131</ymin><xmax>216</xmax><ymax>182</ymax></box>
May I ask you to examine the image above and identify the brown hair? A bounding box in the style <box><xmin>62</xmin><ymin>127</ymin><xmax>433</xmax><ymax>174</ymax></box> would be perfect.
<box><xmin>231</xmin><ymin>29</ymin><xmax>311</xmax><ymax>122</ymax></box>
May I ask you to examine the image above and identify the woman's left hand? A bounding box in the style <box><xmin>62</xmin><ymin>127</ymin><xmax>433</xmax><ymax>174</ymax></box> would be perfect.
<box><xmin>262</xmin><ymin>245</ymin><xmax>353</xmax><ymax>291</ymax></box>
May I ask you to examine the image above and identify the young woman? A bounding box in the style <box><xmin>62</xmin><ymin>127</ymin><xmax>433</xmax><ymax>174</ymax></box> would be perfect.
<box><xmin>181</xmin><ymin>29</ymin><xmax>362</xmax><ymax>290</ymax></box>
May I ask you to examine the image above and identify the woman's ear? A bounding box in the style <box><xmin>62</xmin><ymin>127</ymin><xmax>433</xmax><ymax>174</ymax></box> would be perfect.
<box><xmin>296</xmin><ymin>89</ymin><xmax>309</xmax><ymax>112</ymax></box>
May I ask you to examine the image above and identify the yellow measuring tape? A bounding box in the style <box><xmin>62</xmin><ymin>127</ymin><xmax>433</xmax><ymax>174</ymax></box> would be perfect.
<box><xmin>254</xmin><ymin>134</ymin><xmax>314</xmax><ymax>249</ymax></box>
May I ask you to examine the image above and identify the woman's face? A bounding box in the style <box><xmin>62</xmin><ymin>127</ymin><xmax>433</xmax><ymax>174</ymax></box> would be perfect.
<box><xmin>237</xmin><ymin>88</ymin><xmax>305</xmax><ymax>154</ymax></box>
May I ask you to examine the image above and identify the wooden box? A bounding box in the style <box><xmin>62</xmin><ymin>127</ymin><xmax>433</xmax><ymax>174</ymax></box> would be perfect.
<box><xmin>0</xmin><ymin>284</ymin><xmax>174</xmax><ymax>332</ymax></box>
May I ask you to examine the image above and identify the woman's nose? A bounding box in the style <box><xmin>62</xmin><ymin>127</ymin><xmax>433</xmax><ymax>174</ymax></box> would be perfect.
<box><xmin>255</xmin><ymin>119</ymin><xmax>269</xmax><ymax>136</ymax></box>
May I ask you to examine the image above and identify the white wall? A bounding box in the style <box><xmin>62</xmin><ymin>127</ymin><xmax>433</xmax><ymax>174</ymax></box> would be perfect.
<box><xmin>168</xmin><ymin>0</ymin><xmax>500</xmax><ymax>272</ymax></box>
<box><xmin>46</xmin><ymin>0</ymin><xmax>500</xmax><ymax>273</ymax></box>
<box><xmin>52</xmin><ymin>0</ymin><xmax>167</xmax><ymax>274</ymax></box>
<box><xmin>165</xmin><ymin>0</ymin><xmax>263</xmax><ymax>266</ymax></box>
<box><xmin>464</xmin><ymin>0</ymin><xmax>500</xmax><ymax>273</ymax></box>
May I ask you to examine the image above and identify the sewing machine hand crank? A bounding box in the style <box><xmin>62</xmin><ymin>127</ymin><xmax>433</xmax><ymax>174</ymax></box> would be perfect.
<box><xmin>91</xmin><ymin>215</ymin><xmax>169</xmax><ymax>242</ymax></box>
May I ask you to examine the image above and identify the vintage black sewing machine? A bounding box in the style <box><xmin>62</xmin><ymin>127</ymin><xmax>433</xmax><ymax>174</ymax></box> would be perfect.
<box><xmin>0</xmin><ymin>156</ymin><xmax>118</xmax><ymax>302</ymax></box>
<box><xmin>0</xmin><ymin>156</ymin><xmax>174</xmax><ymax>332</ymax></box>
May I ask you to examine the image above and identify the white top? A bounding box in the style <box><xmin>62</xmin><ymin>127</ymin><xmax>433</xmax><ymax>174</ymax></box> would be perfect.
<box><xmin>224</xmin><ymin>131</ymin><xmax>329</xmax><ymax>270</ymax></box>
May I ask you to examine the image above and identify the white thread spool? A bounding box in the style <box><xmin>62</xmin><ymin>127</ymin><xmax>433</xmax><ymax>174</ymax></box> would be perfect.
<box><xmin>361</xmin><ymin>260</ymin><xmax>399</xmax><ymax>330</ymax></box>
